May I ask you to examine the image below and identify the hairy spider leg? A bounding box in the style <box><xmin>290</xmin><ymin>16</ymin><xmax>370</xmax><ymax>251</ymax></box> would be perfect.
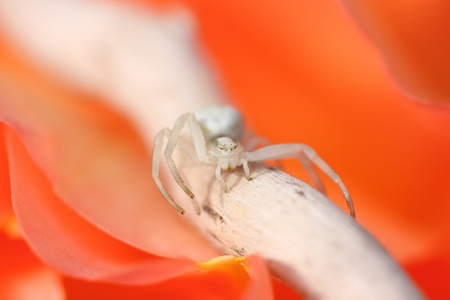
<box><xmin>215</xmin><ymin>164</ymin><xmax>228</xmax><ymax>192</ymax></box>
<box><xmin>188</xmin><ymin>113</ymin><xmax>233</xmax><ymax>193</ymax></box>
<box><xmin>213</xmin><ymin>151</ymin><xmax>249</xmax><ymax>193</ymax></box>
<box><xmin>162</xmin><ymin>128</ymin><xmax>200</xmax><ymax>161</ymax></box>
<box><xmin>164</xmin><ymin>114</ymin><xmax>195</xmax><ymax>199</ymax></box>
<box><xmin>240</xmin><ymin>130</ymin><xmax>270</xmax><ymax>151</ymax></box>
<box><xmin>239</xmin><ymin>156</ymin><xmax>251</xmax><ymax>180</ymax></box>
<box><xmin>298</xmin><ymin>151</ymin><xmax>326</xmax><ymax>195</ymax></box>
<box><xmin>243</xmin><ymin>142</ymin><xmax>326</xmax><ymax>195</ymax></box>
<box><xmin>240</xmin><ymin>132</ymin><xmax>286</xmax><ymax>171</ymax></box>
<box><xmin>246</xmin><ymin>143</ymin><xmax>355</xmax><ymax>218</ymax></box>
<box><xmin>152</xmin><ymin>128</ymin><xmax>186</xmax><ymax>214</ymax></box>
<box><xmin>162</xmin><ymin>113</ymin><xmax>214</xmax><ymax>214</ymax></box>
<box><xmin>152</xmin><ymin>119</ymin><xmax>202</xmax><ymax>214</ymax></box>
<box><xmin>186</xmin><ymin>114</ymin><xmax>209</xmax><ymax>162</ymax></box>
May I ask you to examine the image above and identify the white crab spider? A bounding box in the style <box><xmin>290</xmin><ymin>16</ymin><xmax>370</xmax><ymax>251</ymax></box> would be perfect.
<box><xmin>152</xmin><ymin>106</ymin><xmax>355</xmax><ymax>218</ymax></box>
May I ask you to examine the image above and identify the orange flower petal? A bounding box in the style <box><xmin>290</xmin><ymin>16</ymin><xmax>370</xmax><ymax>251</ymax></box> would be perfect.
<box><xmin>6</xmin><ymin>127</ymin><xmax>201</xmax><ymax>283</ymax></box>
<box><xmin>405</xmin><ymin>244</ymin><xmax>450</xmax><ymax>299</ymax></box>
<box><xmin>341</xmin><ymin>0</ymin><xmax>450</xmax><ymax>104</ymax></box>
<box><xmin>239</xmin><ymin>255</ymin><xmax>273</xmax><ymax>300</ymax></box>
<box><xmin>62</xmin><ymin>254</ymin><xmax>285</xmax><ymax>300</ymax></box>
<box><xmin>0</xmin><ymin>35</ymin><xmax>218</xmax><ymax>261</ymax></box>
<box><xmin>272</xmin><ymin>277</ymin><xmax>304</xmax><ymax>300</ymax></box>
<box><xmin>63</xmin><ymin>270</ymin><xmax>241</xmax><ymax>300</ymax></box>
<box><xmin>0</xmin><ymin>234</ymin><xmax>64</xmax><ymax>300</ymax></box>
<box><xmin>198</xmin><ymin>254</ymin><xmax>302</xmax><ymax>299</ymax></box>
<box><xmin>0</xmin><ymin>124</ymin><xmax>13</xmax><ymax>226</ymax></box>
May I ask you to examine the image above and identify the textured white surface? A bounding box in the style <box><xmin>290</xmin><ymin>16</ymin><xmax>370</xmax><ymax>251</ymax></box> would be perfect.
<box><xmin>0</xmin><ymin>0</ymin><xmax>424</xmax><ymax>298</ymax></box>
<box><xmin>184</xmin><ymin>164</ymin><xmax>422</xmax><ymax>299</ymax></box>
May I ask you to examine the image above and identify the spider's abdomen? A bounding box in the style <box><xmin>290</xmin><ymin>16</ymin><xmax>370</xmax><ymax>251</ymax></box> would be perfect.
<box><xmin>194</xmin><ymin>106</ymin><xmax>243</xmax><ymax>141</ymax></box>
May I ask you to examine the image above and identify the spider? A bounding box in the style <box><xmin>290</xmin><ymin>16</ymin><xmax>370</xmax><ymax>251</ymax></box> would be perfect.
<box><xmin>152</xmin><ymin>105</ymin><xmax>355</xmax><ymax>218</ymax></box>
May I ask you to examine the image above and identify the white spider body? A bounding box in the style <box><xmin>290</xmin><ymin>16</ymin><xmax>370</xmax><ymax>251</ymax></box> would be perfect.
<box><xmin>194</xmin><ymin>106</ymin><xmax>243</xmax><ymax>141</ymax></box>
<box><xmin>152</xmin><ymin>105</ymin><xmax>355</xmax><ymax>218</ymax></box>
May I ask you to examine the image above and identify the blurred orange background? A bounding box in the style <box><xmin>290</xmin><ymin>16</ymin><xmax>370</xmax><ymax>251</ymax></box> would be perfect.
<box><xmin>144</xmin><ymin>0</ymin><xmax>450</xmax><ymax>298</ymax></box>
<box><xmin>0</xmin><ymin>0</ymin><xmax>449</xmax><ymax>298</ymax></box>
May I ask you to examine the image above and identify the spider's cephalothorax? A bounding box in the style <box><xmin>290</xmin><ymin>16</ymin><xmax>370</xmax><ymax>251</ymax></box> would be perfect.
<box><xmin>213</xmin><ymin>137</ymin><xmax>238</xmax><ymax>152</ymax></box>
<box><xmin>210</xmin><ymin>136</ymin><xmax>243</xmax><ymax>171</ymax></box>
<box><xmin>152</xmin><ymin>105</ymin><xmax>355</xmax><ymax>218</ymax></box>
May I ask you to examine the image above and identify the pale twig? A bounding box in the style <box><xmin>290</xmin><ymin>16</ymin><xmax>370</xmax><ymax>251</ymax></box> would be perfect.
<box><xmin>180</xmin><ymin>164</ymin><xmax>423</xmax><ymax>299</ymax></box>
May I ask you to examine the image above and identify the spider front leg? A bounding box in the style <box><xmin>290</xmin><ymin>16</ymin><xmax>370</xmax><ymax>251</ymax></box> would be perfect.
<box><xmin>162</xmin><ymin>113</ymin><xmax>212</xmax><ymax>214</ymax></box>
<box><xmin>215</xmin><ymin>158</ymin><xmax>249</xmax><ymax>193</ymax></box>
<box><xmin>215</xmin><ymin>164</ymin><xmax>228</xmax><ymax>192</ymax></box>
<box><xmin>151</xmin><ymin>114</ymin><xmax>202</xmax><ymax>215</ymax></box>
<box><xmin>152</xmin><ymin>128</ymin><xmax>186</xmax><ymax>214</ymax></box>
<box><xmin>239</xmin><ymin>156</ymin><xmax>251</xmax><ymax>180</ymax></box>
<box><xmin>298</xmin><ymin>151</ymin><xmax>326</xmax><ymax>195</ymax></box>
<box><xmin>246</xmin><ymin>143</ymin><xmax>355</xmax><ymax>218</ymax></box>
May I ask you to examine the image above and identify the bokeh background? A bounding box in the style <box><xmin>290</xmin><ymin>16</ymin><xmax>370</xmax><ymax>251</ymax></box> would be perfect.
<box><xmin>1</xmin><ymin>0</ymin><xmax>449</xmax><ymax>299</ymax></box>
<box><xmin>147</xmin><ymin>0</ymin><xmax>450</xmax><ymax>298</ymax></box>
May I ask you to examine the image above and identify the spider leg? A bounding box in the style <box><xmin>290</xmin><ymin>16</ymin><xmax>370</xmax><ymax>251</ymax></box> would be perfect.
<box><xmin>215</xmin><ymin>164</ymin><xmax>228</xmax><ymax>192</ymax></box>
<box><xmin>241</xmin><ymin>132</ymin><xmax>283</xmax><ymax>170</ymax></box>
<box><xmin>187</xmin><ymin>114</ymin><xmax>208</xmax><ymax>162</ymax></box>
<box><xmin>298</xmin><ymin>151</ymin><xmax>326</xmax><ymax>195</ymax></box>
<box><xmin>164</xmin><ymin>129</ymin><xmax>200</xmax><ymax>161</ymax></box>
<box><xmin>152</xmin><ymin>128</ymin><xmax>186</xmax><ymax>214</ymax></box>
<box><xmin>164</xmin><ymin>113</ymin><xmax>201</xmax><ymax>215</ymax></box>
<box><xmin>246</xmin><ymin>144</ymin><xmax>325</xmax><ymax>194</ymax></box>
<box><xmin>238</xmin><ymin>156</ymin><xmax>251</xmax><ymax>180</ymax></box>
<box><xmin>177</xmin><ymin>135</ymin><xmax>200</xmax><ymax>163</ymax></box>
<box><xmin>247</xmin><ymin>144</ymin><xmax>355</xmax><ymax>218</ymax></box>
<box><xmin>241</xmin><ymin>130</ymin><xmax>270</xmax><ymax>151</ymax></box>
<box><xmin>188</xmin><ymin>115</ymin><xmax>230</xmax><ymax>192</ymax></box>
